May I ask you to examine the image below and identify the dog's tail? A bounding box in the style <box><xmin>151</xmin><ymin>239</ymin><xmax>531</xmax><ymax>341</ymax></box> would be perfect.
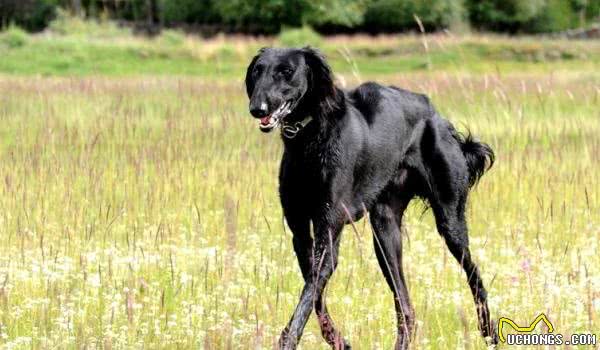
<box><xmin>454</xmin><ymin>131</ymin><xmax>495</xmax><ymax>187</ymax></box>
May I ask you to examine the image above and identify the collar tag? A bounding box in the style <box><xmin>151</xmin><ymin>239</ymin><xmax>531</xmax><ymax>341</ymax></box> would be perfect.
<box><xmin>281</xmin><ymin>116</ymin><xmax>313</xmax><ymax>139</ymax></box>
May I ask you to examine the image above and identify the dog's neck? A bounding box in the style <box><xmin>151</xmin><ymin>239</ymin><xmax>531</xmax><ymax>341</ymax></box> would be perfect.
<box><xmin>282</xmin><ymin>86</ymin><xmax>346</xmax><ymax>147</ymax></box>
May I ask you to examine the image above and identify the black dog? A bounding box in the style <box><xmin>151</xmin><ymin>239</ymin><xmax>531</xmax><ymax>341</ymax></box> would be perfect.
<box><xmin>245</xmin><ymin>47</ymin><xmax>498</xmax><ymax>349</ymax></box>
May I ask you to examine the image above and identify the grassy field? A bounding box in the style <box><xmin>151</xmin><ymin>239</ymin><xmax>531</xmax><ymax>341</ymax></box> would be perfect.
<box><xmin>1</xmin><ymin>20</ymin><xmax>600</xmax><ymax>77</ymax></box>
<box><xmin>0</xmin><ymin>25</ymin><xmax>599</xmax><ymax>349</ymax></box>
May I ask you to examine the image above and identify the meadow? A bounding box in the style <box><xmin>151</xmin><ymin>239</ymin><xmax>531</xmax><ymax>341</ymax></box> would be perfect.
<box><xmin>0</xmin><ymin>25</ymin><xmax>598</xmax><ymax>349</ymax></box>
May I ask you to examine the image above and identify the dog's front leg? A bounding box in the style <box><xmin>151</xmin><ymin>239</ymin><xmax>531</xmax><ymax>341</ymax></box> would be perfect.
<box><xmin>279</xmin><ymin>221</ymin><xmax>344</xmax><ymax>349</ymax></box>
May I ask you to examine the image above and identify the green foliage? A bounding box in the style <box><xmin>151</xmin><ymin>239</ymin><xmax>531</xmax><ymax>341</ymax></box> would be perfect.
<box><xmin>466</xmin><ymin>0</ymin><xmax>588</xmax><ymax>32</ymax></box>
<box><xmin>586</xmin><ymin>0</ymin><xmax>600</xmax><ymax>21</ymax></box>
<box><xmin>529</xmin><ymin>0</ymin><xmax>579</xmax><ymax>32</ymax></box>
<box><xmin>467</xmin><ymin>0</ymin><xmax>545</xmax><ymax>31</ymax></box>
<box><xmin>0</xmin><ymin>24</ymin><xmax>29</xmax><ymax>47</ymax></box>
<box><xmin>364</xmin><ymin>0</ymin><xmax>466</xmax><ymax>32</ymax></box>
<box><xmin>0</xmin><ymin>24</ymin><xmax>29</xmax><ymax>48</ymax></box>
<box><xmin>0</xmin><ymin>0</ymin><xmax>57</xmax><ymax>31</ymax></box>
<box><xmin>48</xmin><ymin>9</ymin><xmax>131</xmax><ymax>37</ymax></box>
<box><xmin>160</xmin><ymin>0</ymin><xmax>218</xmax><ymax>24</ymax></box>
<box><xmin>307</xmin><ymin>0</ymin><xmax>369</xmax><ymax>29</ymax></box>
<box><xmin>214</xmin><ymin>0</ymin><xmax>312</xmax><ymax>34</ymax></box>
<box><xmin>0</xmin><ymin>0</ymin><xmax>598</xmax><ymax>35</ymax></box>
<box><xmin>278</xmin><ymin>26</ymin><xmax>322</xmax><ymax>47</ymax></box>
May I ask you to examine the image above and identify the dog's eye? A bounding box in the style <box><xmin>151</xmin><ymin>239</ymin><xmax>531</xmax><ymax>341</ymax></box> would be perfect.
<box><xmin>278</xmin><ymin>68</ymin><xmax>294</xmax><ymax>79</ymax></box>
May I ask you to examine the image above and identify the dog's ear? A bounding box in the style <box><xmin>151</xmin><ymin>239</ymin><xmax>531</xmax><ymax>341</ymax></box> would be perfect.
<box><xmin>301</xmin><ymin>47</ymin><xmax>340</xmax><ymax>114</ymax></box>
<box><xmin>245</xmin><ymin>47</ymin><xmax>268</xmax><ymax>97</ymax></box>
<box><xmin>301</xmin><ymin>47</ymin><xmax>334</xmax><ymax>95</ymax></box>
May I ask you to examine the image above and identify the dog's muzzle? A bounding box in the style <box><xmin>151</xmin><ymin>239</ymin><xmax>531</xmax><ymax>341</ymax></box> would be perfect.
<box><xmin>258</xmin><ymin>101</ymin><xmax>291</xmax><ymax>132</ymax></box>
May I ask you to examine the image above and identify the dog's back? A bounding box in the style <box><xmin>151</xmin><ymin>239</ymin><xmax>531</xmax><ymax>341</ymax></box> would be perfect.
<box><xmin>350</xmin><ymin>82</ymin><xmax>435</xmax><ymax>126</ymax></box>
<box><xmin>341</xmin><ymin>81</ymin><xmax>493</xmax><ymax>212</ymax></box>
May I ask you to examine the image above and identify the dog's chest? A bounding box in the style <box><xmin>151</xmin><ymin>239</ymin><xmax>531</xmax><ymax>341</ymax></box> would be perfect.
<box><xmin>280</xmin><ymin>144</ymin><xmax>339</xmax><ymax>197</ymax></box>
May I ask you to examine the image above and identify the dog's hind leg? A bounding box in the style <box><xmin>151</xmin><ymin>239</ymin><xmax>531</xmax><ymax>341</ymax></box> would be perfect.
<box><xmin>430</xmin><ymin>195</ymin><xmax>499</xmax><ymax>345</ymax></box>
<box><xmin>286</xmin><ymin>216</ymin><xmax>351</xmax><ymax>349</ymax></box>
<box><xmin>370</xmin><ymin>195</ymin><xmax>414</xmax><ymax>350</ymax></box>
<box><xmin>418</xmin><ymin>117</ymin><xmax>498</xmax><ymax>345</ymax></box>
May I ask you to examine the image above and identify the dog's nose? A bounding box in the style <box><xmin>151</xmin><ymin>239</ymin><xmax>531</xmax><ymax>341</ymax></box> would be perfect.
<box><xmin>250</xmin><ymin>102</ymin><xmax>269</xmax><ymax>118</ymax></box>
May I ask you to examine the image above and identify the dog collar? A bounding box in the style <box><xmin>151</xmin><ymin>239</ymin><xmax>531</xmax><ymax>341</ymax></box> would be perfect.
<box><xmin>281</xmin><ymin>116</ymin><xmax>313</xmax><ymax>139</ymax></box>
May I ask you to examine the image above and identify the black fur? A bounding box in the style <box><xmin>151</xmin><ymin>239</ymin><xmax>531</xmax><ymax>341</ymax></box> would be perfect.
<box><xmin>455</xmin><ymin>130</ymin><xmax>495</xmax><ymax>187</ymax></box>
<box><xmin>245</xmin><ymin>47</ymin><xmax>498</xmax><ymax>350</ymax></box>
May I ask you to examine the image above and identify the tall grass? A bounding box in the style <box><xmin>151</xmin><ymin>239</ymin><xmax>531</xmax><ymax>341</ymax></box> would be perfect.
<box><xmin>0</xmin><ymin>70</ymin><xmax>597</xmax><ymax>348</ymax></box>
<box><xmin>1</xmin><ymin>18</ymin><xmax>600</xmax><ymax>77</ymax></box>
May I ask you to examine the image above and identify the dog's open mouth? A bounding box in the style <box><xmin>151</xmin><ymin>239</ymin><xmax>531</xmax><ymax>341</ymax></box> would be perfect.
<box><xmin>259</xmin><ymin>101</ymin><xmax>292</xmax><ymax>132</ymax></box>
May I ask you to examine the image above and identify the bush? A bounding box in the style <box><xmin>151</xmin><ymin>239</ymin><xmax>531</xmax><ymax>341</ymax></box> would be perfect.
<box><xmin>466</xmin><ymin>0</ymin><xmax>581</xmax><ymax>33</ymax></box>
<box><xmin>278</xmin><ymin>26</ymin><xmax>322</xmax><ymax>47</ymax></box>
<box><xmin>161</xmin><ymin>0</ymin><xmax>219</xmax><ymax>25</ymax></box>
<box><xmin>0</xmin><ymin>0</ymin><xmax>593</xmax><ymax>34</ymax></box>
<box><xmin>307</xmin><ymin>0</ymin><xmax>368</xmax><ymax>30</ymax></box>
<box><xmin>0</xmin><ymin>0</ymin><xmax>56</xmax><ymax>32</ymax></box>
<box><xmin>0</xmin><ymin>25</ymin><xmax>29</xmax><ymax>48</ymax></box>
<box><xmin>585</xmin><ymin>0</ymin><xmax>600</xmax><ymax>23</ymax></box>
<box><xmin>48</xmin><ymin>9</ymin><xmax>131</xmax><ymax>38</ymax></box>
<box><xmin>528</xmin><ymin>0</ymin><xmax>578</xmax><ymax>32</ymax></box>
<box><xmin>364</xmin><ymin>0</ymin><xmax>466</xmax><ymax>32</ymax></box>
<box><xmin>214</xmin><ymin>0</ymin><xmax>313</xmax><ymax>34</ymax></box>
<box><xmin>467</xmin><ymin>0</ymin><xmax>543</xmax><ymax>32</ymax></box>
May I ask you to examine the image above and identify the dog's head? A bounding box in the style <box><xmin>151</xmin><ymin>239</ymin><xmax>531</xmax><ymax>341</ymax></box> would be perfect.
<box><xmin>245</xmin><ymin>47</ymin><xmax>336</xmax><ymax>132</ymax></box>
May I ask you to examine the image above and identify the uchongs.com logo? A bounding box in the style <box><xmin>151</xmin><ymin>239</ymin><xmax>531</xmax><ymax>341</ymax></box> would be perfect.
<box><xmin>498</xmin><ymin>314</ymin><xmax>597</xmax><ymax>346</ymax></box>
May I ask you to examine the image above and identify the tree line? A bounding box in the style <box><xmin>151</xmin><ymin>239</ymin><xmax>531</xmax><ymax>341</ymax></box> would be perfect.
<box><xmin>1</xmin><ymin>0</ymin><xmax>599</xmax><ymax>34</ymax></box>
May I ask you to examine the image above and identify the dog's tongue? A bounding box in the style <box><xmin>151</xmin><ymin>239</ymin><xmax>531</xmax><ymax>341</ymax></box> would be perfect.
<box><xmin>260</xmin><ymin>116</ymin><xmax>271</xmax><ymax>125</ymax></box>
